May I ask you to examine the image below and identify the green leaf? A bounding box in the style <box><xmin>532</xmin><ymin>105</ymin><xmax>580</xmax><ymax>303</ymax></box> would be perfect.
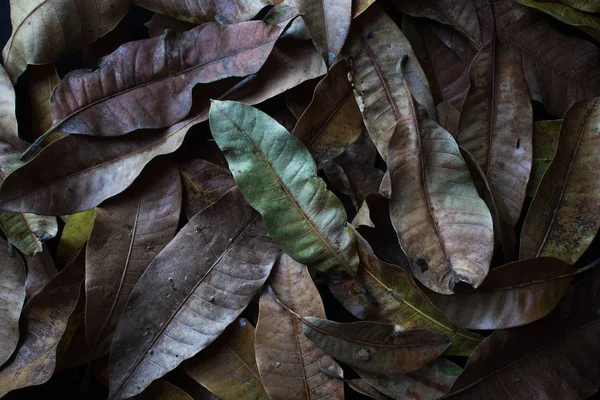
<box><xmin>516</xmin><ymin>0</ymin><xmax>600</xmax><ymax>33</ymax></box>
<box><xmin>209</xmin><ymin>100</ymin><xmax>359</xmax><ymax>274</ymax></box>
<box><xmin>56</xmin><ymin>209</ymin><xmax>95</xmax><ymax>265</ymax></box>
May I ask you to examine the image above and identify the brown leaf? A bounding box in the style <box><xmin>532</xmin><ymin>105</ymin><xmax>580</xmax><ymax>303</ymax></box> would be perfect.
<box><xmin>347</xmin><ymin>379</ymin><xmax>390</xmax><ymax>400</ymax></box>
<box><xmin>395</xmin><ymin>0</ymin><xmax>482</xmax><ymax>46</ymax></box>
<box><xmin>24</xmin><ymin>247</ymin><xmax>58</xmax><ymax>299</ymax></box>
<box><xmin>447</xmin><ymin>265</ymin><xmax>600</xmax><ymax>399</ymax></box>
<box><xmin>336</xmin><ymin>155</ymin><xmax>384</xmax><ymax>206</ymax></box>
<box><xmin>358</xmin><ymin>358</ymin><xmax>463</xmax><ymax>400</ymax></box>
<box><xmin>50</xmin><ymin>21</ymin><xmax>282</xmax><ymax>137</ymax></box>
<box><xmin>301</xmin><ymin>317</ymin><xmax>450</xmax><ymax>375</ymax></box>
<box><xmin>179</xmin><ymin>159</ymin><xmax>235</xmax><ymax>219</ymax></box>
<box><xmin>144</xmin><ymin>14</ymin><xmax>197</xmax><ymax>37</ymax></box>
<box><xmin>0</xmin><ymin>252</ymin><xmax>84</xmax><ymax>396</ymax></box>
<box><xmin>347</xmin><ymin>6</ymin><xmax>436</xmax><ymax>161</ymax></box>
<box><xmin>293</xmin><ymin>60</ymin><xmax>362</xmax><ymax>166</ymax></box>
<box><xmin>136</xmin><ymin>380</ymin><xmax>193</xmax><ymax>400</ymax></box>
<box><xmin>388</xmin><ymin>92</ymin><xmax>494</xmax><ymax>294</ymax></box>
<box><xmin>328</xmin><ymin>232</ymin><xmax>481</xmax><ymax>356</ymax></box>
<box><xmin>284</xmin><ymin>79</ymin><xmax>320</xmax><ymax>120</ymax></box>
<box><xmin>426</xmin><ymin>257</ymin><xmax>577</xmax><ymax>330</ymax></box>
<box><xmin>255</xmin><ymin>254</ymin><xmax>344</xmax><ymax>400</ymax></box>
<box><xmin>85</xmin><ymin>159</ymin><xmax>182</xmax><ymax>350</ymax></box>
<box><xmin>134</xmin><ymin>0</ymin><xmax>277</xmax><ymax>24</ymax></box>
<box><xmin>0</xmin><ymin>239</ymin><xmax>26</xmax><ymax>366</ymax></box>
<box><xmin>291</xmin><ymin>0</ymin><xmax>351</xmax><ymax>66</ymax></box>
<box><xmin>27</xmin><ymin>64</ymin><xmax>67</xmax><ymax>144</ymax></box>
<box><xmin>526</xmin><ymin>120</ymin><xmax>560</xmax><ymax>197</ymax></box>
<box><xmin>184</xmin><ymin>318</ymin><xmax>268</xmax><ymax>400</ymax></box>
<box><xmin>456</xmin><ymin>42</ymin><xmax>533</xmax><ymax>232</ymax></box>
<box><xmin>0</xmin><ymin>64</ymin><xmax>23</xmax><ymax>149</ymax></box>
<box><xmin>520</xmin><ymin>97</ymin><xmax>600</xmax><ymax>263</ymax></box>
<box><xmin>474</xmin><ymin>0</ymin><xmax>600</xmax><ymax>117</ymax></box>
<box><xmin>436</xmin><ymin>101</ymin><xmax>461</xmax><ymax>135</ymax></box>
<box><xmin>1</xmin><ymin>0</ymin><xmax>130</xmax><ymax>83</ymax></box>
<box><xmin>108</xmin><ymin>188</ymin><xmax>278</xmax><ymax>399</ymax></box>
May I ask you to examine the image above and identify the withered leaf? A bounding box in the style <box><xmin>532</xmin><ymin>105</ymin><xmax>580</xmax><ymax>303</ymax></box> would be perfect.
<box><xmin>86</xmin><ymin>159</ymin><xmax>182</xmax><ymax>351</ymax></box>
<box><xmin>27</xmin><ymin>64</ymin><xmax>64</xmax><ymax>142</ymax></box>
<box><xmin>520</xmin><ymin>97</ymin><xmax>600</xmax><ymax>263</ymax></box>
<box><xmin>50</xmin><ymin>21</ymin><xmax>282</xmax><ymax>137</ymax></box>
<box><xmin>347</xmin><ymin>6</ymin><xmax>436</xmax><ymax>161</ymax></box>
<box><xmin>293</xmin><ymin>60</ymin><xmax>362</xmax><ymax>167</ymax></box>
<box><xmin>1</xmin><ymin>0</ymin><xmax>129</xmax><ymax>83</ymax></box>
<box><xmin>426</xmin><ymin>257</ymin><xmax>577</xmax><ymax>330</ymax></box>
<box><xmin>255</xmin><ymin>254</ymin><xmax>344</xmax><ymax>400</ymax></box>
<box><xmin>184</xmin><ymin>318</ymin><xmax>269</xmax><ymax>400</ymax></box>
<box><xmin>347</xmin><ymin>379</ymin><xmax>389</xmax><ymax>400</ymax></box>
<box><xmin>358</xmin><ymin>358</ymin><xmax>463</xmax><ymax>400</ymax></box>
<box><xmin>179</xmin><ymin>159</ymin><xmax>235</xmax><ymax>219</ymax></box>
<box><xmin>537</xmin><ymin>0</ymin><xmax>599</xmax><ymax>12</ymax></box>
<box><xmin>136</xmin><ymin>380</ymin><xmax>193</xmax><ymax>400</ymax></box>
<box><xmin>328</xmin><ymin>232</ymin><xmax>481</xmax><ymax>356</ymax></box>
<box><xmin>457</xmin><ymin>41</ymin><xmax>533</xmax><ymax>232</ymax></box>
<box><xmin>0</xmin><ymin>252</ymin><xmax>84</xmax><ymax>396</ymax></box>
<box><xmin>24</xmin><ymin>247</ymin><xmax>58</xmax><ymax>299</ymax></box>
<box><xmin>474</xmin><ymin>0</ymin><xmax>600</xmax><ymax>117</ymax></box>
<box><xmin>210</xmin><ymin>100</ymin><xmax>359</xmax><ymax>275</ymax></box>
<box><xmin>301</xmin><ymin>317</ymin><xmax>450</xmax><ymax>375</ymax></box>
<box><xmin>0</xmin><ymin>239</ymin><xmax>27</xmax><ymax>366</ymax></box>
<box><xmin>0</xmin><ymin>64</ymin><xmax>22</xmax><ymax>149</ymax></box>
<box><xmin>395</xmin><ymin>0</ymin><xmax>482</xmax><ymax>46</ymax></box>
<box><xmin>388</xmin><ymin>91</ymin><xmax>494</xmax><ymax>294</ymax></box>
<box><xmin>134</xmin><ymin>0</ymin><xmax>277</xmax><ymax>24</ymax></box>
<box><xmin>108</xmin><ymin>188</ymin><xmax>278</xmax><ymax>399</ymax></box>
<box><xmin>447</xmin><ymin>266</ymin><xmax>600</xmax><ymax>399</ymax></box>
<box><xmin>144</xmin><ymin>13</ymin><xmax>197</xmax><ymax>37</ymax></box>
<box><xmin>517</xmin><ymin>0</ymin><xmax>600</xmax><ymax>33</ymax></box>
<box><xmin>291</xmin><ymin>0</ymin><xmax>351</xmax><ymax>66</ymax></box>
<box><xmin>526</xmin><ymin>120</ymin><xmax>560</xmax><ymax>197</ymax></box>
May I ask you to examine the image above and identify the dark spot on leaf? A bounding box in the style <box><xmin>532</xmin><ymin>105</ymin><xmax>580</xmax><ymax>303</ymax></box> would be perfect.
<box><xmin>415</xmin><ymin>258</ymin><xmax>428</xmax><ymax>272</ymax></box>
<box><xmin>516</xmin><ymin>138</ymin><xmax>521</xmax><ymax>148</ymax></box>
<box><xmin>366</xmin><ymin>32</ymin><xmax>374</xmax><ymax>39</ymax></box>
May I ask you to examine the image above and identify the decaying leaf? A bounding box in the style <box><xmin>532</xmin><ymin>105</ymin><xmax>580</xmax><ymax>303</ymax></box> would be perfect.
<box><xmin>144</xmin><ymin>13</ymin><xmax>197</xmax><ymax>37</ymax></box>
<box><xmin>49</xmin><ymin>21</ymin><xmax>282</xmax><ymax>137</ymax></box>
<box><xmin>255</xmin><ymin>254</ymin><xmax>344</xmax><ymax>399</ymax></box>
<box><xmin>301</xmin><ymin>317</ymin><xmax>450</xmax><ymax>375</ymax></box>
<box><xmin>347</xmin><ymin>6</ymin><xmax>436</xmax><ymax>160</ymax></box>
<box><xmin>520</xmin><ymin>97</ymin><xmax>600</xmax><ymax>263</ymax></box>
<box><xmin>85</xmin><ymin>159</ymin><xmax>182</xmax><ymax>352</ymax></box>
<box><xmin>0</xmin><ymin>239</ymin><xmax>27</xmax><ymax>366</ymax></box>
<box><xmin>27</xmin><ymin>64</ymin><xmax>64</xmax><ymax>142</ymax></box>
<box><xmin>388</xmin><ymin>91</ymin><xmax>494</xmax><ymax>294</ymax></box>
<box><xmin>1</xmin><ymin>0</ymin><xmax>130</xmax><ymax>83</ymax></box>
<box><xmin>328</xmin><ymin>232</ymin><xmax>482</xmax><ymax>356</ymax></box>
<box><xmin>108</xmin><ymin>188</ymin><xmax>278</xmax><ymax>399</ymax></box>
<box><xmin>136</xmin><ymin>380</ymin><xmax>193</xmax><ymax>400</ymax></box>
<box><xmin>293</xmin><ymin>60</ymin><xmax>362</xmax><ymax>166</ymax></box>
<box><xmin>24</xmin><ymin>247</ymin><xmax>58</xmax><ymax>299</ymax></box>
<box><xmin>527</xmin><ymin>120</ymin><xmax>560</xmax><ymax>197</ymax></box>
<box><xmin>426</xmin><ymin>257</ymin><xmax>577</xmax><ymax>329</ymax></box>
<box><xmin>457</xmin><ymin>42</ymin><xmax>533</xmax><ymax>232</ymax></box>
<box><xmin>0</xmin><ymin>252</ymin><xmax>84</xmax><ymax>396</ymax></box>
<box><xmin>179</xmin><ymin>159</ymin><xmax>235</xmax><ymax>219</ymax></box>
<box><xmin>210</xmin><ymin>100</ymin><xmax>359</xmax><ymax>275</ymax></box>
<box><xmin>184</xmin><ymin>318</ymin><xmax>268</xmax><ymax>400</ymax></box>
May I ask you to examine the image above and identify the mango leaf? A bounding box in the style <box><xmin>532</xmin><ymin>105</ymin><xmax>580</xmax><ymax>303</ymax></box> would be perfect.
<box><xmin>395</xmin><ymin>0</ymin><xmax>482</xmax><ymax>46</ymax></box>
<box><xmin>347</xmin><ymin>6</ymin><xmax>436</xmax><ymax>161</ymax></box>
<box><xmin>526</xmin><ymin>120</ymin><xmax>560</xmax><ymax>197</ymax></box>
<box><xmin>136</xmin><ymin>380</ymin><xmax>193</xmax><ymax>400</ymax></box>
<box><xmin>388</xmin><ymin>85</ymin><xmax>494</xmax><ymax>294</ymax></box>
<box><xmin>541</xmin><ymin>0</ymin><xmax>599</xmax><ymax>12</ymax></box>
<box><xmin>56</xmin><ymin>209</ymin><xmax>95</xmax><ymax>265</ymax></box>
<box><xmin>0</xmin><ymin>65</ymin><xmax>58</xmax><ymax>256</ymax></box>
<box><xmin>447</xmin><ymin>266</ymin><xmax>600</xmax><ymax>399</ymax></box>
<box><xmin>292</xmin><ymin>60</ymin><xmax>362</xmax><ymax>166</ymax></box>
<box><xmin>255</xmin><ymin>254</ymin><xmax>344</xmax><ymax>400</ymax></box>
<box><xmin>27</xmin><ymin>64</ymin><xmax>64</xmax><ymax>142</ymax></box>
<box><xmin>457</xmin><ymin>42</ymin><xmax>533</xmax><ymax>232</ymax></box>
<box><xmin>49</xmin><ymin>21</ymin><xmax>282</xmax><ymax>137</ymax></box>
<box><xmin>352</xmin><ymin>0</ymin><xmax>376</xmax><ymax>18</ymax></box>
<box><xmin>0</xmin><ymin>252</ymin><xmax>84</xmax><ymax>396</ymax></box>
<box><xmin>402</xmin><ymin>18</ymin><xmax>472</xmax><ymax>111</ymax></box>
<box><xmin>437</xmin><ymin>101</ymin><xmax>461</xmax><ymax>135</ymax></box>
<box><xmin>0</xmin><ymin>240</ymin><xmax>26</xmax><ymax>366</ymax></box>
<box><xmin>474</xmin><ymin>0</ymin><xmax>600</xmax><ymax>117</ymax></box>
<box><xmin>1</xmin><ymin>0</ymin><xmax>130</xmax><ymax>83</ymax></box>
<box><xmin>347</xmin><ymin>379</ymin><xmax>389</xmax><ymax>400</ymax></box>
<box><xmin>517</xmin><ymin>0</ymin><xmax>600</xmax><ymax>33</ymax></box>
<box><xmin>290</xmin><ymin>0</ymin><xmax>351</xmax><ymax>66</ymax></box>
<box><xmin>179</xmin><ymin>159</ymin><xmax>236</xmax><ymax>219</ymax></box>
<box><xmin>426</xmin><ymin>257</ymin><xmax>577</xmax><ymax>330</ymax></box>
<box><xmin>184</xmin><ymin>318</ymin><xmax>268</xmax><ymax>400</ymax></box>
<box><xmin>328</xmin><ymin>232</ymin><xmax>482</xmax><ymax>356</ymax></box>
<box><xmin>284</xmin><ymin>79</ymin><xmax>320</xmax><ymax>120</ymax></box>
<box><xmin>520</xmin><ymin>97</ymin><xmax>600</xmax><ymax>263</ymax></box>
<box><xmin>85</xmin><ymin>159</ymin><xmax>182</xmax><ymax>351</ymax></box>
<box><xmin>301</xmin><ymin>317</ymin><xmax>450</xmax><ymax>375</ymax></box>
<box><xmin>24</xmin><ymin>247</ymin><xmax>58</xmax><ymax>299</ymax></box>
<box><xmin>134</xmin><ymin>0</ymin><xmax>278</xmax><ymax>24</ymax></box>
<box><xmin>108</xmin><ymin>188</ymin><xmax>278</xmax><ymax>399</ymax></box>
<box><xmin>358</xmin><ymin>358</ymin><xmax>463</xmax><ymax>400</ymax></box>
<box><xmin>144</xmin><ymin>14</ymin><xmax>197</xmax><ymax>37</ymax></box>
<box><xmin>210</xmin><ymin>100</ymin><xmax>359</xmax><ymax>274</ymax></box>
